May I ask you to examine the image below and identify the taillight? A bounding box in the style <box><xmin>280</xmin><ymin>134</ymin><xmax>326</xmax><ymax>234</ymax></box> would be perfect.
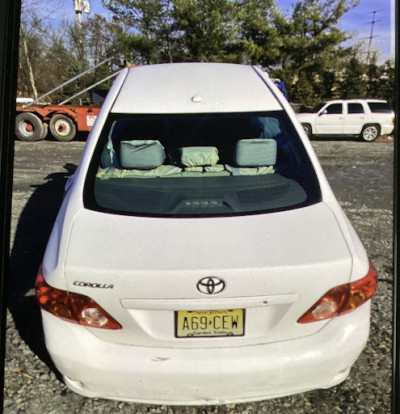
<box><xmin>297</xmin><ymin>260</ymin><xmax>377</xmax><ymax>324</ymax></box>
<box><xmin>35</xmin><ymin>267</ymin><xmax>122</xmax><ymax>330</ymax></box>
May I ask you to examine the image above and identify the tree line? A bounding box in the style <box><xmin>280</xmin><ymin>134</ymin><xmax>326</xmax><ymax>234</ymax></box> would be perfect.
<box><xmin>18</xmin><ymin>0</ymin><xmax>394</xmax><ymax>109</ymax></box>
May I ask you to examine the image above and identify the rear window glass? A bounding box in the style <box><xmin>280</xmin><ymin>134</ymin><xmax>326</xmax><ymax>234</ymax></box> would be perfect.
<box><xmin>368</xmin><ymin>102</ymin><xmax>393</xmax><ymax>113</ymax></box>
<box><xmin>84</xmin><ymin>111</ymin><xmax>321</xmax><ymax>217</ymax></box>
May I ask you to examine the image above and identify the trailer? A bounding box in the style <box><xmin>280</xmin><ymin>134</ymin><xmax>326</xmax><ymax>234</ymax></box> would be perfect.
<box><xmin>15</xmin><ymin>104</ymin><xmax>101</xmax><ymax>142</ymax></box>
<box><xmin>15</xmin><ymin>58</ymin><xmax>123</xmax><ymax>142</ymax></box>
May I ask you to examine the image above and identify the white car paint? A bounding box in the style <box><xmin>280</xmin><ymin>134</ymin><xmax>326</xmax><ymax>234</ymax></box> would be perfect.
<box><xmin>43</xmin><ymin>304</ymin><xmax>370</xmax><ymax>405</ymax></box>
<box><xmin>37</xmin><ymin>63</ymin><xmax>376</xmax><ymax>405</ymax></box>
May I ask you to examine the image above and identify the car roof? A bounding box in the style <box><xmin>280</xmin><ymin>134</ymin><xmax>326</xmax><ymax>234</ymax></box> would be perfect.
<box><xmin>324</xmin><ymin>99</ymin><xmax>388</xmax><ymax>104</ymax></box>
<box><xmin>111</xmin><ymin>63</ymin><xmax>283</xmax><ymax>114</ymax></box>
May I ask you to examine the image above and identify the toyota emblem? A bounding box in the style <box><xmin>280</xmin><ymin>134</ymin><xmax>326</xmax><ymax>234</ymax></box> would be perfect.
<box><xmin>197</xmin><ymin>276</ymin><xmax>226</xmax><ymax>295</ymax></box>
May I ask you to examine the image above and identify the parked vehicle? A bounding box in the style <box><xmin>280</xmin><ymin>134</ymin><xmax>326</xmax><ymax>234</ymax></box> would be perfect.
<box><xmin>36</xmin><ymin>63</ymin><xmax>377</xmax><ymax>405</ymax></box>
<box><xmin>296</xmin><ymin>99</ymin><xmax>394</xmax><ymax>142</ymax></box>
<box><xmin>15</xmin><ymin>104</ymin><xmax>101</xmax><ymax>142</ymax></box>
<box><xmin>15</xmin><ymin>58</ymin><xmax>122</xmax><ymax>142</ymax></box>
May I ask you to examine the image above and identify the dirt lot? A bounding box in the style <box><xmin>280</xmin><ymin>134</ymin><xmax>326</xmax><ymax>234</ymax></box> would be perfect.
<box><xmin>4</xmin><ymin>137</ymin><xmax>394</xmax><ymax>413</ymax></box>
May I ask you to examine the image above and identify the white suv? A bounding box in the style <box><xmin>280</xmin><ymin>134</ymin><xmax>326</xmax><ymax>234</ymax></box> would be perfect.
<box><xmin>296</xmin><ymin>99</ymin><xmax>394</xmax><ymax>141</ymax></box>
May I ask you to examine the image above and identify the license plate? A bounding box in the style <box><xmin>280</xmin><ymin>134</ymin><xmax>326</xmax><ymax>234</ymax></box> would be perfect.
<box><xmin>175</xmin><ymin>309</ymin><xmax>245</xmax><ymax>338</ymax></box>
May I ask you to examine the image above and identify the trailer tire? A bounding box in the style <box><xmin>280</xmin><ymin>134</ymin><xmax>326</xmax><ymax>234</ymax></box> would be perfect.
<box><xmin>49</xmin><ymin>114</ymin><xmax>76</xmax><ymax>142</ymax></box>
<box><xmin>15</xmin><ymin>112</ymin><xmax>45</xmax><ymax>142</ymax></box>
<box><xmin>40</xmin><ymin>122</ymin><xmax>49</xmax><ymax>140</ymax></box>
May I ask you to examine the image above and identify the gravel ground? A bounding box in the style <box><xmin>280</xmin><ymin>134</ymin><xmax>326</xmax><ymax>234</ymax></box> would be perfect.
<box><xmin>4</xmin><ymin>137</ymin><xmax>394</xmax><ymax>413</ymax></box>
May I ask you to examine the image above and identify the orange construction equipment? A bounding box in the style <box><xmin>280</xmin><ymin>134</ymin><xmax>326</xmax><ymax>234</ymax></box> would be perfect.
<box><xmin>15</xmin><ymin>104</ymin><xmax>101</xmax><ymax>142</ymax></box>
<box><xmin>15</xmin><ymin>58</ymin><xmax>123</xmax><ymax>142</ymax></box>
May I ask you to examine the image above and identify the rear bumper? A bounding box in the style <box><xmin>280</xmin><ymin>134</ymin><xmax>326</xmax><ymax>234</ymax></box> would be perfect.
<box><xmin>42</xmin><ymin>302</ymin><xmax>371</xmax><ymax>405</ymax></box>
<box><xmin>381</xmin><ymin>123</ymin><xmax>394</xmax><ymax>135</ymax></box>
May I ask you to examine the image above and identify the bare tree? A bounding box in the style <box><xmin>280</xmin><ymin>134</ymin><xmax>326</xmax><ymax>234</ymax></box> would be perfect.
<box><xmin>18</xmin><ymin>0</ymin><xmax>65</xmax><ymax>99</ymax></box>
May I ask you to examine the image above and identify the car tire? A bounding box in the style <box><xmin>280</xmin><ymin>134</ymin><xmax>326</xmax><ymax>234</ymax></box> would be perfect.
<box><xmin>302</xmin><ymin>123</ymin><xmax>312</xmax><ymax>138</ymax></box>
<box><xmin>360</xmin><ymin>124</ymin><xmax>380</xmax><ymax>142</ymax></box>
<box><xmin>49</xmin><ymin>114</ymin><xmax>76</xmax><ymax>142</ymax></box>
<box><xmin>15</xmin><ymin>112</ymin><xmax>45</xmax><ymax>142</ymax></box>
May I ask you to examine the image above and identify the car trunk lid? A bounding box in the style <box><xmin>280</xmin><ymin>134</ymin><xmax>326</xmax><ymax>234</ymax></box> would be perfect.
<box><xmin>63</xmin><ymin>202</ymin><xmax>352</xmax><ymax>347</ymax></box>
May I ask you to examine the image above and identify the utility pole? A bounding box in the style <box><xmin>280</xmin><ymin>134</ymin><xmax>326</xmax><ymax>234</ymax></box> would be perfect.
<box><xmin>365</xmin><ymin>10</ymin><xmax>382</xmax><ymax>96</ymax></box>
<box><xmin>73</xmin><ymin>0</ymin><xmax>91</xmax><ymax>30</ymax></box>
<box><xmin>73</xmin><ymin>0</ymin><xmax>90</xmax><ymax>60</ymax></box>
<box><xmin>366</xmin><ymin>10</ymin><xmax>380</xmax><ymax>64</ymax></box>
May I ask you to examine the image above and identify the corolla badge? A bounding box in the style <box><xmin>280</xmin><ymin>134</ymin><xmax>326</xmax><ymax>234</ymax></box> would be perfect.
<box><xmin>197</xmin><ymin>276</ymin><xmax>226</xmax><ymax>295</ymax></box>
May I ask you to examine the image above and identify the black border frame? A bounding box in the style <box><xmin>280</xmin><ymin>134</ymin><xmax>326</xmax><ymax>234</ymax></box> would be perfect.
<box><xmin>392</xmin><ymin>0</ymin><xmax>399</xmax><ymax>411</ymax></box>
<box><xmin>0</xmin><ymin>0</ymin><xmax>21</xmax><ymax>410</ymax></box>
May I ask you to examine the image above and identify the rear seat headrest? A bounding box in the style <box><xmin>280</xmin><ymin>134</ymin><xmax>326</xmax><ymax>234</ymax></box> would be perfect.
<box><xmin>120</xmin><ymin>140</ymin><xmax>166</xmax><ymax>169</ymax></box>
<box><xmin>181</xmin><ymin>146</ymin><xmax>219</xmax><ymax>167</ymax></box>
<box><xmin>234</xmin><ymin>139</ymin><xmax>277</xmax><ymax>167</ymax></box>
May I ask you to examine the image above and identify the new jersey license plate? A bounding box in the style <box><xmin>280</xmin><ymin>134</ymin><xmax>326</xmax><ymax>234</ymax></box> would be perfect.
<box><xmin>175</xmin><ymin>309</ymin><xmax>245</xmax><ymax>338</ymax></box>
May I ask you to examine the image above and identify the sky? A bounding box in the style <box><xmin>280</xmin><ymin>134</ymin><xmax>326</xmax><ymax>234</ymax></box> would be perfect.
<box><xmin>278</xmin><ymin>0</ymin><xmax>394</xmax><ymax>63</ymax></box>
<box><xmin>46</xmin><ymin>0</ymin><xmax>395</xmax><ymax>64</ymax></box>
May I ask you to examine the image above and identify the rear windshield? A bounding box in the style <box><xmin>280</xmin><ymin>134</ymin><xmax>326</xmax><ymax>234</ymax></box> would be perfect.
<box><xmin>84</xmin><ymin>111</ymin><xmax>321</xmax><ymax>217</ymax></box>
<box><xmin>368</xmin><ymin>102</ymin><xmax>393</xmax><ymax>113</ymax></box>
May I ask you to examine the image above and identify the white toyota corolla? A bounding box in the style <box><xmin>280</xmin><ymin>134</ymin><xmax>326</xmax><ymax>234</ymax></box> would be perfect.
<box><xmin>36</xmin><ymin>63</ymin><xmax>377</xmax><ymax>405</ymax></box>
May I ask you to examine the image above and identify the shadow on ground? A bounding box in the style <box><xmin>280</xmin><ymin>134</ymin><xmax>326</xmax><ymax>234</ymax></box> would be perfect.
<box><xmin>310</xmin><ymin>134</ymin><xmax>393</xmax><ymax>143</ymax></box>
<box><xmin>7</xmin><ymin>163</ymin><xmax>77</xmax><ymax>370</ymax></box>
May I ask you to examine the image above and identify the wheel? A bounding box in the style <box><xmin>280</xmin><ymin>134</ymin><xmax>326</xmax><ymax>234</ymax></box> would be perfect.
<box><xmin>49</xmin><ymin>114</ymin><xmax>76</xmax><ymax>142</ymax></box>
<box><xmin>40</xmin><ymin>122</ymin><xmax>49</xmax><ymax>140</ymax></box>
<box><xmin>15</xmin><ymin>112</ymin><xmax>45</xmax><ymax>142</ymax></box>
<box><xmin>301</xmin><ymin>123</ymin><xmax>312</xmax><ymax>138</ymax></box>
<box><xmin>360</xmin><ymin>124</ymin><xmax>380</xmax><ymax>142</ymax></box>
